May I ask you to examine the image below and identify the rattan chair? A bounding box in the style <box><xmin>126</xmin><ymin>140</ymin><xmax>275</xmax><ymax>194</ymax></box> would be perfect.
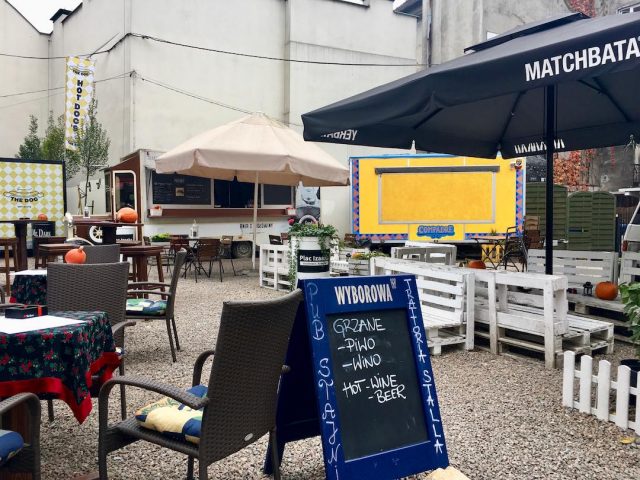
<box><xmin>0</xmin><ymin>393</ymin><xmax>41</xmax><ymax>480</ymax></box>
<box><xmin>126</xmin><ymin>250</ymin><xmax>187</xmax><ymax>362</ymax></box>
<box><xmin>84</xmin><ymin>244</ymin><xmax>121</xmax><ymax>264</ymax></box>
<box><xmin>98</xmin><ymin>289</ymin><xmax>304</xmax><ymax>480</ymax></box>
<box><xmin>47</xmin><ymin>262</ymin><xmax>132</xmax><ymax>420</ymax></box>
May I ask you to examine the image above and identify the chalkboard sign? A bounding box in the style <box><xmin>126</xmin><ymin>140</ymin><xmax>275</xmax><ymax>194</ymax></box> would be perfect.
<box><xmin>301</xmin><ymin>275</ymin><xmax>448</xmax><ymax>479</ymax></box>
<box><xmin>151</xmin><ymin>171</ymin><xmax>211</xmax><ymax>205</ymax></box>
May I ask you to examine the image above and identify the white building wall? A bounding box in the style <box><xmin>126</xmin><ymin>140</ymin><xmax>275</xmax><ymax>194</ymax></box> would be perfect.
<box><xmin>286</xmin><ymin>0</ymin><xmax>418</xmax><ymax>235</ymax></box>
<box><xmin>0</xmin><ymin>1</ymin><xmax>49</xmax><ymax>158</ymax></box>
<box><xmin>129</xmin><ymin>0</ymin><xmax>286</xmax><ymax>152</ymax></box>
<box><xmin>2</xmin><ymin>0</ymin><xmax>419</xmax><ymax>233</ymax></box>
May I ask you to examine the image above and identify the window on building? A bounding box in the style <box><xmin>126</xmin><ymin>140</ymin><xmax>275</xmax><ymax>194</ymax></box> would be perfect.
<box><xmin>213</xmin><ymin>179</ymin><xmax>293</xmax><ymax>208</ymax></box>
<box><xmin>618</xmin><ymin>3</ymin><xmax>640</xmax><ymax>13</ymax></box>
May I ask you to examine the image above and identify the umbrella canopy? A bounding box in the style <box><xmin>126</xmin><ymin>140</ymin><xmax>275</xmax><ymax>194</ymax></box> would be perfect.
<box><xmin>302</xmin><ymin>12</ymin><xmax>640</xmax><ymax>273</ymax></box>
<box><xmin>156</xmin><ymin>112</ymin><xmax>350</xmax><ymax>186</ymax></box>
<box><xmin>156</xmin><ymin>112</ymin><xmax>349</xmax><ymax>268</ymax></box>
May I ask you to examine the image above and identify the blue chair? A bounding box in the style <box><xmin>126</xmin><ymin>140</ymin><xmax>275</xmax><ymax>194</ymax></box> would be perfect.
<box><xmin>0</xmin><ymin>393</ymin><xmax>41</xmax><ymax>479</ymax></box>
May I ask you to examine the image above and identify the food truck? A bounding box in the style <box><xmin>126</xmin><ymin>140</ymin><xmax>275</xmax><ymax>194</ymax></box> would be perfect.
<box><xmin>100</xmin><ymin>149</ymin><xmax>294</xmax><ymax>257</ymax></box>
<box><xmin>350</xmin><ymin>154</ymin><xmax>525</xmax><ymax>244</ymax></box>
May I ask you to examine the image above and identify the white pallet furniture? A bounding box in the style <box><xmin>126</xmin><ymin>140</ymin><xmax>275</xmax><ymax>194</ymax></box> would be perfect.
<box><xmin>563</xmin><ymin>352</ymin><xmax>639</xmax><ymax>434</ymax></box>
<box><xmin>259</xmin><ymin>244</ymin><xmax>291</xmax><ymax>291</ymax></box>
<box><xmin>620</xmin><ymin>251</ymin><xmax>640</xmax><ymax>284</ymax></box>
<box><xmin>400</xmin><ymin>242</ymin><xmax>458</xmax><ymax>265</ymax></box>
<box><xmin>527</xmin><ymin>249</ymin><xmax>617</xmax><ymax>288</ymax></box>
<box><xmin>478</xmin><ymin>270</ymin><xmax>569</xmax><ymax>369</ymax></box>
<box><xmin>371</xmin><ymin>257</ymin><xmax>474</xmax><ymax>355</ymax></box>
<box><xmin>527</xmin><ymin>248</ymin><xmax>622</xmax><ymax>314</ymax></box>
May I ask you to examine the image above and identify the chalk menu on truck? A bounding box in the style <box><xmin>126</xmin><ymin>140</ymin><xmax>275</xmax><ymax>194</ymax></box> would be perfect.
<box><xmin>151</xmin><ymin>171</ymin><xmax>211</xmax><ymax>205</ymax></box>
<box><xmin>301</xmin><ymin>275</ymin><xmax>448</xmax><ymax>479</ymax></box>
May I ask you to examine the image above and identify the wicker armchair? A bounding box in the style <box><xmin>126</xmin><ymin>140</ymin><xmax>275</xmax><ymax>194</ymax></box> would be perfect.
<box><xmin>47</xmin><ymin>262</ymin><xmax>132</xmax><ymax>420</ymax></box>
<box><xmin>0</xmin><ymin>393</ymin><xmax>41</xmax><ymax>480</ymax></box>
<box><xmin>126</xmin><ymin>250</ymin><xmax>187</xmax><ymax>362</ymax></box>
<box><xmin>84</xmin><ymin>244</ymin><xmax>121</xmax><ymax>264</ymax></box>
<box><xmin>98</xmin><ymin>289</ymin><xmax>304</xmax><ymax>480</ymax></box>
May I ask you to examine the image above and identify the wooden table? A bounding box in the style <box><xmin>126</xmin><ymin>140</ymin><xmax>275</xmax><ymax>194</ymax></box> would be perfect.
<box><xmin>0</xmin><ymin>219</ymin><xmax>38</xmax><ymax>271</ymax></box>
<box><xmin>0</xmin><ymin>311</ymin><xmax>120</xmax><ymax>480</ymax></box>
<box><xmin>470</xmin><ymin>235</ymin><xmax>507</xmax><ymax>269</ymax></box>
<box><xmin>37</xmin><ymin>243</ymin><xmax>75</xmax><ymax>267</ymax></box>
<box><xmin>120</xmin><ymin>245</ymin><xmax>165</xmax><ymax>283</ymax></box>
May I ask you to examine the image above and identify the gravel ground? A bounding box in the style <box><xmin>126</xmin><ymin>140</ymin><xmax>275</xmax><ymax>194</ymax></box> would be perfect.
<box><xmin>34</xmin><ymin>259</ymin><xmax>640</xmax><ymax>479</ymax></box>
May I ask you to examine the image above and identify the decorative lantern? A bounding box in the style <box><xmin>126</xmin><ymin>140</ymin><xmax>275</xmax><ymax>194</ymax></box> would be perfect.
<box><xmin>583</xmin><ymin>282</ymin><xmax>593</xmax><ymax>296</ymax></box>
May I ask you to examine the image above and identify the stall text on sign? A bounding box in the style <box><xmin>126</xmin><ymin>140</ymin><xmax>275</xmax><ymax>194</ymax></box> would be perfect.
<box><xmin>302</xmin><ymin>275</ymin><xmax>448</xmax><ymax>479</ymax></box>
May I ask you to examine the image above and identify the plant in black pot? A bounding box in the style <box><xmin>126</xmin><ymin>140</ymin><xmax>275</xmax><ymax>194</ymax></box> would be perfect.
<box><xmin>287</xmin><ymin>222</ymin><xmax>337</xmax><ymax>289</ymax></box>
<box><xmin>618</xmin><ymin>282</ymin><xmax>640</xmax><ymax>399</ymax></box>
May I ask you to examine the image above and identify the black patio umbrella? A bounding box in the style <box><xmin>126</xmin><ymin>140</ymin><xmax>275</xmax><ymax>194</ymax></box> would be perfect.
<box><xmin>302</xmin><ymin>12</ymin><xmax>640</xmax><ymax>273</ymax></box>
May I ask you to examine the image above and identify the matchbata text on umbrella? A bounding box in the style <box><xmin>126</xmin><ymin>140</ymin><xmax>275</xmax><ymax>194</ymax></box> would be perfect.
<box><xmin>525</xmin><ymin>36</ymin><xmax>640</xmax><ymax>81</ymax></box>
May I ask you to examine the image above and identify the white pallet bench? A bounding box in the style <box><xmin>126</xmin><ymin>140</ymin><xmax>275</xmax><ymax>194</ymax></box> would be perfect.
<box><xmin>391</xmin><ymin>243</ymin><xmax>457</xmax><ymax>265</ymax></box>
<box><xmin>563</xmin><ymin>352</ymin><xmax>639</xmax><ymax>434</ymax></box>
<box><xmin>371</xmin><ymin>257</ymin><xmax>474</xmax><ymax>356</ymax></box>
<box><xmin>527</xmin><ymin>249</ymin><xmax>617</xmax><ymax>289</ymax></box>
<box><xmin>259</xmin><ymin>244</ymin><xmax>291</xmax><ymax>291</ymax></box>
<box><xmin>474</xmin><ymin>270</ymin><xmax>569</xmax><ymax>369</ymax></box>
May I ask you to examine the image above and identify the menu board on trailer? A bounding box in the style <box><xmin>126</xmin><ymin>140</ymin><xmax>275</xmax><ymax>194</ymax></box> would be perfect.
<box><xmin>300</xmin><ymin>275</ymin><xmax>448</xmax><ymax>479</ymax></box>
<box><xmin>151</xmin><ymin>171</ymin><xmax>212</xmax><ymax>205</ymax></box>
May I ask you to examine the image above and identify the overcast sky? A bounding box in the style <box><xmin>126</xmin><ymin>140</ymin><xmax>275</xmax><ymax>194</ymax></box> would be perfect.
<box><xmin>8</xmin><ymin>0</ymin><xmax>82</xmax><ymax>33</ymax></box>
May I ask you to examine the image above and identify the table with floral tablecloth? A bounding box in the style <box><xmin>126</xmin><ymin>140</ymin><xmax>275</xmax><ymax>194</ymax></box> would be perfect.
<box><xmin>0</xmin><ymin>311</ymin><xmax>120</xmax><ymax>423</ymax></box>
<box><xmin>10</xmin><ymin>271</ymin><xmax>47</xmax><ymax>305</ymax></box>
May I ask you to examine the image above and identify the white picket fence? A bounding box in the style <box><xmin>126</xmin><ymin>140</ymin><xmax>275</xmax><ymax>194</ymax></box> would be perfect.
<box><xmin>562</xmin><ymin>351</ymin><xmax>639</xmax><ymax>433</ymax></box>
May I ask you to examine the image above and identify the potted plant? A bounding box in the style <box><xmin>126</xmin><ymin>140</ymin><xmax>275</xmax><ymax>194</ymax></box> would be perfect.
<box><xmin>617</xmin><ymin>282</ymin><xmax>640</xmax><ymax>399</ymax></box>
<box><xmin>287</xmin><ymin>223</ymin><xmax>337</xmax><ymax>288</ymax></box>
<box><xmin>348</xmin><ymin>250</ymin><xmax>388</xmax><ymax>276</ymax></box>
<box><xmin>150</xmin><ymin>233</ymin><xmax>171</xmax><ymax>245</ymax></box>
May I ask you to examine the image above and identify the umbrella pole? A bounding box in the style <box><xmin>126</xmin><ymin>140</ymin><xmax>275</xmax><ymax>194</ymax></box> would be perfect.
<box><xmin>545</xmin><ymin>85</ymin><xmax>555</xmax><ymax>275</ymax></box>
<box><xmin>252</xmin><ymin>173</ymin><xmax>259</xmax><ymax>269</ymax></box>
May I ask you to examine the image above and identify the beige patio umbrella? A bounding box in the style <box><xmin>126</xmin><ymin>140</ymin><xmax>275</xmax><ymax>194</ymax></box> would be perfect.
<box><xmin>155</xmin><ymin>112</ymin><xmax>350</xmax><ymax>267</ymax></box>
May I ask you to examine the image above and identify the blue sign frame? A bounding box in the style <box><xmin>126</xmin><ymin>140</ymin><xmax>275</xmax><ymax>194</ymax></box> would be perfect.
<box><xmin>301</xmin><ymin>275</ymin><xmax>448</xmax><ymax>479</ymax></box>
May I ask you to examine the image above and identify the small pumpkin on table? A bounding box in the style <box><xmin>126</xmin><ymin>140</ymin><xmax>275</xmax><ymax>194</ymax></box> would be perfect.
<box><xmin>467</xmin><ymin>259</ymin><xmax>486</xmax><ymax>269</ymax></box>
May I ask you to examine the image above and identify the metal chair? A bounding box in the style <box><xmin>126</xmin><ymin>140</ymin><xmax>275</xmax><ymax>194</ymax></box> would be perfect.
<box><xmin>126</xmin><ymin>250</ymin><xmax>187</xmax><ymax>363</ymax></box>
<box><xmin>47</xmin><ymin>262</ymin><xmax>132</xmax><ymax>420</ymax></box>
<box><xmin>220</xmin><ymin>235</ymin><xmax>236</xmax><ymax>277</ymax></box>
<box><xmin>98</xmin><ymin>289</ymin><xmax>303</xmax><ymax>480</ymax></box>
<box><xmin>84</xmin><ymin>244</ymin><xmax>121</xmax><ymax>264</ymax></box>
<box><xmin>0</xmin><ymin>393</ymin><xmax>41</xmax><ymax>480</ymax></box>
<box><xmin>501</xmin><ymin>226</ymin><xmax>528</xmax><ymax>271</ymax></box>
<box><xmin>192</xmin><ymin>238</ymin><xmax>222</xmax><ymax>282</ymax></box>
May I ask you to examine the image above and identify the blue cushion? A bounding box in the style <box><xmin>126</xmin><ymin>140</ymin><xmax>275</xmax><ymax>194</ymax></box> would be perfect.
<box><xmin>126</xmin><ymin>298</ymin><xmax>167</xmax><ymax>316</ymax></box>
<box><xmin>0</xmin><ymin>429</ymin><xmax>24</xmax><ymax>467</ymax></box>
<box><xmin>135</xmin><ymin>384</ymin><xmax>207</xmax><ymax>444</ymax></box>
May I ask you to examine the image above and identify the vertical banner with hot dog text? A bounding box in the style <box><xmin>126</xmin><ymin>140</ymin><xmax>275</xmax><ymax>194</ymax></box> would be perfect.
<box><xmin>64</xmin><ymin>56</ymin><xmax>96</xmax><ymax>150</ymax></box>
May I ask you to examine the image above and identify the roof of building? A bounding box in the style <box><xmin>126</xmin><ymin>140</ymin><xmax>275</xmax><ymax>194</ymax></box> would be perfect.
<box><xmin>50</xmin><ymin>8</ymin><xmax>72</xmax><ymax>22</ymax></box>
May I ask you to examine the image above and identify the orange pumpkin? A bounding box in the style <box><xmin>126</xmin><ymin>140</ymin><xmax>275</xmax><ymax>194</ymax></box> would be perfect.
<box><xmin>467</xmin><ymin>260</ymin><xmax>486</xmax><ymax>269</ymax></box>
<box><xmin>37</xmin><ymin>213</ymin><xmax>48</xmax><ymax>221</ymax></box>
<box><xmin>595</xmin><ymin>281</ymin><xmax>618</xmax><ymax>301</ymax></box>
<box><xmin>65</xmin><ymin>246</ymin><xmax>86</xmax><ymax>264</ymax></box>
<box><xmin>116</xmin><ymin>207</ymin><xmax>138</xmax><ymax>223</ymax></box>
